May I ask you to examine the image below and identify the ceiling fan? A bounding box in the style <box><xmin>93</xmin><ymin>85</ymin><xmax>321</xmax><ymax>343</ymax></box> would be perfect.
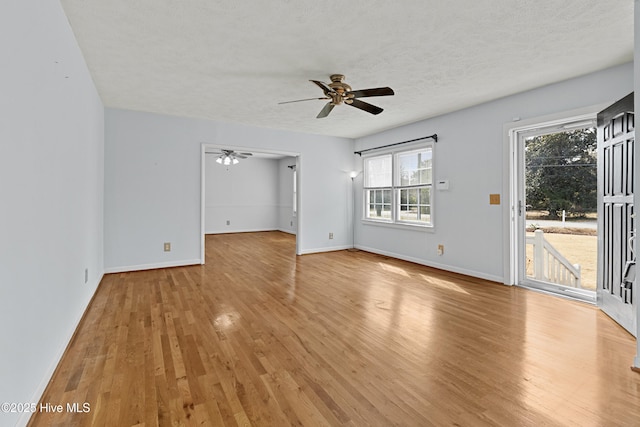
<box><xmin>279</xmin><ymin>74</ymin><xmax>394</xmax><ymax>118</ymax></box>
<box><xmin>205</xmin><ymin>149</ymin><xmax>252</xmax><ymax>165</ymax></box>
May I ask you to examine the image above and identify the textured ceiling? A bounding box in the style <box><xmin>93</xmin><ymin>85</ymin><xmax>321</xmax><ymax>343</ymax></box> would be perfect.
<box><xmin>60</xmin><ymin>1</ymin><xmax>633</xmax><ymax>139</ymax></box>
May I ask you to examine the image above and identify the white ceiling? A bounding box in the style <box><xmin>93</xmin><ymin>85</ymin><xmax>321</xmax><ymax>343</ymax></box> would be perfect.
<box><xmin>60</xmin><ymin>1</ymin><xmax>634</xmax><ymax>139</ymax></box>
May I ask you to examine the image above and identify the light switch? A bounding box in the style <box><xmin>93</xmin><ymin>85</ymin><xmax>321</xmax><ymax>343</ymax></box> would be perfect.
<box><xmin>489</xmin><ymin>194</ymin><xmax>501</xmax><ymax>205</ymax></box>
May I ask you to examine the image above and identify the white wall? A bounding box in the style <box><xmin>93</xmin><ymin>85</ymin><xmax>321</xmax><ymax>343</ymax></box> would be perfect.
<box><xmin>355</xmin><ymin>62</ymin><xmax>634</xmax><ymax>283</ymax></box>
<box><xmin>0</xmin><ymin>1</ymin><xmax>104</xmax><ymax>426</ymax></box>
<box><xmin>205</xmin><ymin>156</ymin><xmax>280</xmax><ymax>233</ymax></box>
<box><xmin>104</xmin><ymin>109</ymin><xmax>353</xmax><ymax>271</ymax></box>
<box><xmin>278</xmin><ymin>157</ymin><xmax>297</xmax><ymax>234</ymax></box>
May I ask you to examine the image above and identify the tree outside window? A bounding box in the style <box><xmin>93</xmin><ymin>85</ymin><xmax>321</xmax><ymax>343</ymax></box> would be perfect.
<box><xmin>525</xmin><ymin>128</ymin><xmax>596</xmax><ymax>219</ymax></box>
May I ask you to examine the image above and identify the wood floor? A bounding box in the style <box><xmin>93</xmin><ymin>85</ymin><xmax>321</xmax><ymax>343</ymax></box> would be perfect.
<box><xmin>29</xmin><ymin>232</ymin><xmax>639</xmax><ymax>426</ymax></box>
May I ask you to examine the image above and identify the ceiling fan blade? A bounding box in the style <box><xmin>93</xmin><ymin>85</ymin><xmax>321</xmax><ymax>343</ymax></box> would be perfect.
<box><xmin>278</xmin><ymin>97</ymin><xmax>329</xmax><ymax>105</ymax></box>
<box><xmin>238</xmin><ymin>152</ymin><xmax>253</xmax><ymax>156</ymax></box>
<box><xmin>348</xmin><ymin>98</ymin><xmax>383</xmax><ymax>115</ymax></box>
<box><xmin>347</xmin><ymin>87</ymin><xmax>395</xmax><ymax>98</ymax></box>
<box><xmin>316</xmin><ymin>102</ymin><xmax>335</xmax><ymax>118</ymax></box>
<box><xmin>310</xmin><ymin>80</ymin><xmax>334</xmax><ymax>96</ymax></box>
<box><xmin>235</xmin><ymin>154</ymin><xmax>249</xmax><ymax>159</ymax></box>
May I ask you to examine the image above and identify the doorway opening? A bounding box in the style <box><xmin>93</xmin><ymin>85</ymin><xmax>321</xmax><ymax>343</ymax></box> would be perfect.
<box><xmin>512</xmin><ymin>115</ymin><xmax>598</xmax><ymax>303</ymax></box>
<box><xmin>200</xmin><ymin>144</ymin><xmax>301</xmax><ymax>263</ymax></box>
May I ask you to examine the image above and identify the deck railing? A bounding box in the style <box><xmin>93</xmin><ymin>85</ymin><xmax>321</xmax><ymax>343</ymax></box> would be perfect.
<box><xmin>526</xmin><ymin>229</ymin><xmax>582</xmax><ymax>288</ymax></box>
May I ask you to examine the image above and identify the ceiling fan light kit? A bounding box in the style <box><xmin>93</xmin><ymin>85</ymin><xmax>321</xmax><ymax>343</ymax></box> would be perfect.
<box><xmin>279</xmin><ymin>74</ymin><xmax>394</xmax><ymax>118</ymax></box>
<box><xmin>216</xmin><ymin>155</ymin><xmax>239</xmax><ymax>165</ymax></box>
<box><xmin>207</xmin><ymin>149</ymin><xmax>252</xmax><ymax>166</ymax></box>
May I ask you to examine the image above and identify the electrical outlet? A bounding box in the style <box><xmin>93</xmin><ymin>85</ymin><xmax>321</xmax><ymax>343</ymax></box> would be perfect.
<box><xmin>329</xmin><ymin>232</ymin><xmax>334</xmax><ymax>239</ymax></box>
<box><xmin>84</xmin><ymin>268</ymin><xmax>88</xmax><ymax>284</ymax></box>
<box><xmin>226</xmin><ymin>220</ymin><xmax>230</xmax><ymax>225</ymax></box>
<box><xmin>164</xmin><ymin>242</ymin><xmax>171</xmax><ymax>252</ymax></box>
<box><xmin>437</xmin><ymin>244</ymin><xmax>444</xmax><ymax>256</ymax></box>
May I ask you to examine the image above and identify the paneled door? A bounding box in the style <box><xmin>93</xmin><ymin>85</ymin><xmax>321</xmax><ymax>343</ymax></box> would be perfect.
<box><xmin>597</xmin><ymin>93</ymin><xmax>636</xmax><ymax>337</ymax></box>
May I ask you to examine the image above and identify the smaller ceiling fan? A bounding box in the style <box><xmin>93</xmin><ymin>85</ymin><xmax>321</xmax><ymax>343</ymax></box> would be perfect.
<box><xmin>279</xmin><ymin>74</ymin><xmax>394</xmax><ymax>118</ymax></box>
<box><xmin>205</xmin><ymin>149</ymin><xmax>252</xmax><ymax>165</ymax></box>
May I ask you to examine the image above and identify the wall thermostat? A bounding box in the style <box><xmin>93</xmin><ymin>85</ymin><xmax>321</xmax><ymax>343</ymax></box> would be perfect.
<box><xmin>436</xmin><ymin>179</ymin><xmax>449</xmax><ymax>190</ymax></box>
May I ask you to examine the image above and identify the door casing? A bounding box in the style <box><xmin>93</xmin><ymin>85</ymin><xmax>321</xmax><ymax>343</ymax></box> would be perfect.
<box><xmin>511</xmin><ymin>116</ymin><xmax>597</xmax><ymax>303</ymax></box>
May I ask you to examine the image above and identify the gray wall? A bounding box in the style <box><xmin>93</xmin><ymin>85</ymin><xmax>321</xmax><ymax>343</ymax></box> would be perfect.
<box><xmin>0</xmin><ymin>1</ymin><xmax>105</xmax><ymax>426</ymax></box>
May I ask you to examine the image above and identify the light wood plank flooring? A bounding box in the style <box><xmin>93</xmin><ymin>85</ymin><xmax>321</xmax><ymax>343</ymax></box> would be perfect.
<box><xmin>29</xmin><ymin>231</ymin><xmax>640</xmax><ymax>426</ymax></box>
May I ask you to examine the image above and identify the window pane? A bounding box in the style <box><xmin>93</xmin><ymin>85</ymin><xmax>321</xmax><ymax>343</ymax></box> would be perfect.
<box><xmin>398</xmin><ymin>148</ymin><xmax>432</xmax><ymax>186</ymax></box>
<box><xmin>408</xmin><ymin>188</ymin><xmax>418</xmax><ymax>204</ymax></box>
<box><xmin>419</xmin><ymin>205</ymin><xmax>431</xmax><ymax>222</ymax></box>
<box><xmin>369</xmin><ymin>204</ymin><xmax>392</xmax><ymax>219</ymax></box>
<box><xmin>365</xmin><ymin>190</ymin><xmax>391</xmax><ymax>220</ymax></box>
<box><xmin>420</xmin><ymin>187</ymin><xmax>430</xmax><ymax>204</ymax></box>
<box><xmin>397</xmin><ymin>186</ymin><xmax>431</xmax><ymax>224</ymax></box>
<box><xmin>365</xmin><ymin>155</ymin><xmax>392</xmax><ymax>187</ymax></box>
<box><xmin>366</xmin><ymin>190</ymin><xmax>373</xmax><ymax>212</ymax></box>
<box><xmin>399</xmin><ymin>206</ymin><xmax>417</xmax><ymax>221</ymax></box>
<box><xmin>382</xmin><ymin>189</ymin><xmax>391</xmax><ymax>203</ymax></box>
<box><xmin>420</xmin><ymin>168</ymin><xmax>432</xmax><ymax>184</ymax></box>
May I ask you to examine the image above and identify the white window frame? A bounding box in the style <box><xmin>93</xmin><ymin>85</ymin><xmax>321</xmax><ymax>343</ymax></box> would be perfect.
<box><xmin>362</xmin><ymin>143</ymin><xmax>434</xmax><ymax>229</ymax></box>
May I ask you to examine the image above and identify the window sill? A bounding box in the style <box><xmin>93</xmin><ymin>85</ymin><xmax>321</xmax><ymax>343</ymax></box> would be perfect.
<box><xmin>361</xmin><ymin>219</ymin><xmax>434</xmax><ymax>232</ymax></box>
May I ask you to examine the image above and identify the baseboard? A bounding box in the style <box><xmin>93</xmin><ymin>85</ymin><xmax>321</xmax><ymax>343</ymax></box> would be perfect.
<box><xmin>19</xmin><ymin>272</ymin><xmax>104</xmax><ymax>427</ymax></box>
<box><xmin>205</xmin><ymin>228</ymin><xmax>278</xmax><ymax>235</ymax></box>
<box><xmin>104</xmin><ymin>259</ymin><xmax>202</xmax><ymax>274</ymax></box>
<box><xmin>355</xmin><ymin>245</ymin><xmax>504</xmax><ymax>283</ymax></box>
<box><xmin>299</xmin><ymin>244</ymin><xmax>353</xmax><ymax>255</ymax></box>
<box><xmin>207</xmin><ymin>228</ymin><xmax>296</xmax><ymax>235</ymax></box>
<box><xmin>277</xmin><ymin>228</ymin><xmax>297</xmax><ymax>235</ymax></box>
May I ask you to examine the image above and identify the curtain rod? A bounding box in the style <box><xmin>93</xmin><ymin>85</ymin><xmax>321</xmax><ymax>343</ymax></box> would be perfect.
<box><xmin>354</xmin><ymin>134</ymin><xmax>438</xmax><ymax>156</ymax></box>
